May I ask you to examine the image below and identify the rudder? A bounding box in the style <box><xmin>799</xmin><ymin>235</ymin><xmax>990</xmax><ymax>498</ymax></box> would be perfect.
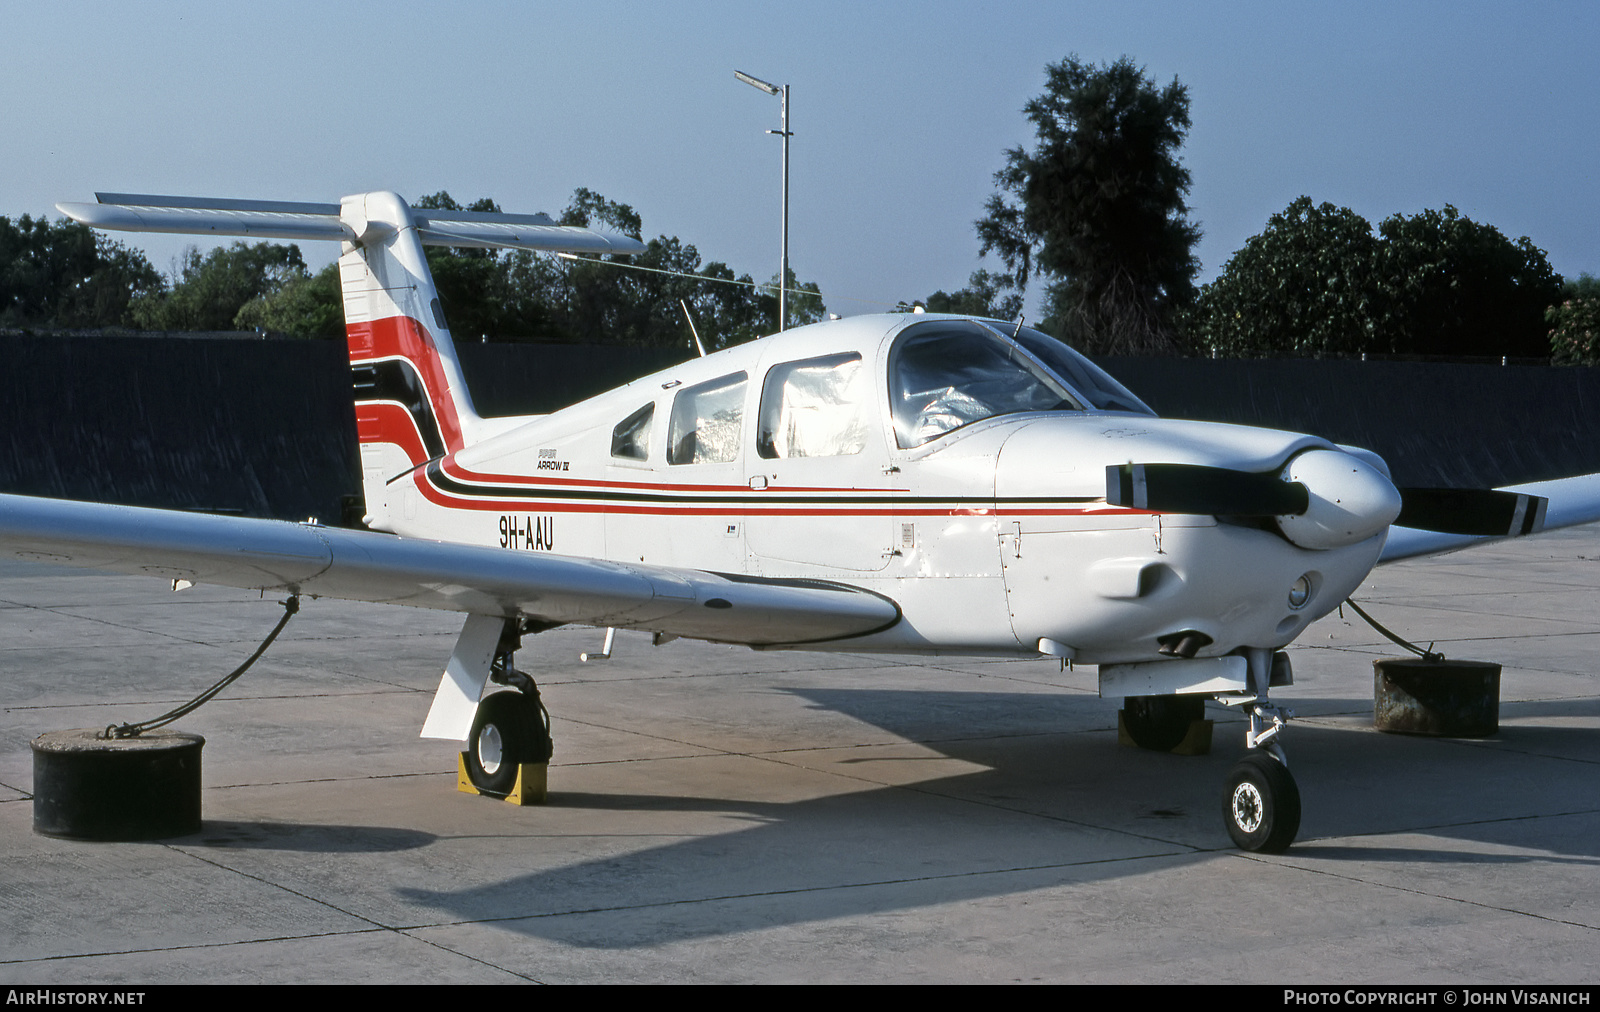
<box><xmin>339</xmin><ymin>192</ymin><xmax>481</xmax><ymax>531</ymax></box>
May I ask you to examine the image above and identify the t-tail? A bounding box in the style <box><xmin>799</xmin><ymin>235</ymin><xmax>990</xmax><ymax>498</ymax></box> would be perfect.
<box><xmin>58</xmin><ymin>190</ymin><xmax>645</xmax><ymax>529</ymax></box>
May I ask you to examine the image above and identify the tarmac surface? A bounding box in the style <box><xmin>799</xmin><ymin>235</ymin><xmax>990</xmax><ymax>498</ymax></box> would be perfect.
<box><xmin>2</xmin><ymin>528</ymin><xmax>1599</xmax><ymax>984</ymax></box>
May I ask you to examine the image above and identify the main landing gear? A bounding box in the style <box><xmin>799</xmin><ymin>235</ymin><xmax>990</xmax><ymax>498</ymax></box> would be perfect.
<box><xmin>460</xmin><ymin>619</ymin><xmax>554</xmax><ymax>802</ymax></box>
<box><xmin>1121</xmin><ymin>694</ymin><xmax>1206</xmax><ymax>752</ymax></box>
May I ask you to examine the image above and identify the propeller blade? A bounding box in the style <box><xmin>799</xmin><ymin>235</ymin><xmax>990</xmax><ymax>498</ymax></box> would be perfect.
<box><xmin>1106</xmin><ymin>463</ymin><xmax>1309</xmax><ymax>517</ymax></box>
<box><xmin>1395</xmin><ymin>488</ymin><xmax>1548</xmax><ymax>537</ymax></box>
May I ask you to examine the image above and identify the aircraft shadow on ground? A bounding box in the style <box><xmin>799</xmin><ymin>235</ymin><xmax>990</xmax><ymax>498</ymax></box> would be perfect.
<box><xmin>394</xmin><ymin>686</ymin><xmax>1600</xmax><ymax>948</ymax></box>
<box><xmin>182</xmin><ymin>820</ymin><xmax>437</xmax><ymax>853</ymax></box>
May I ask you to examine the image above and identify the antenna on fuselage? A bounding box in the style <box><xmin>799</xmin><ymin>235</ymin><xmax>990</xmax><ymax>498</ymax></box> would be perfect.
<box><xmin>680</xmin><ymin>299</ymin><xmax>709</xmax><ymax>358</ymax></box>
<box><xmin>1012</xmin><ymin>314</ymin><xmax>1026</xmax><ymax>339</ymax></box>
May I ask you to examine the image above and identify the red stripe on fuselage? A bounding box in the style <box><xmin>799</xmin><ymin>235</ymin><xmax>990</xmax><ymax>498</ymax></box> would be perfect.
<box><xmin>408</xmin><ymin>470</ymin><xmax>1147</xmax><ymax>518</ymax></box>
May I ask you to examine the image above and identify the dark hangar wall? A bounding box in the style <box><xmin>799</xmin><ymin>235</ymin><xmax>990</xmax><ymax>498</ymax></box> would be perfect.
<box><xmin>3</xmin><ymin>332</ymin><xmax>1597</xmax><ymax>522</ymax></box>
<box><xmin>1101</xmin><ymin>356</ymin><xmax>1600</xmax><ymax>491</ymax></box>
<box><xmin>0</xmin><ymin>333</ymin><xmax>361</xmax><ymax>523</ymax></box>
<box><xmin>0</xmin><ymin>334</ymin><xmax>688</xmax><ymax>523</ymax></box>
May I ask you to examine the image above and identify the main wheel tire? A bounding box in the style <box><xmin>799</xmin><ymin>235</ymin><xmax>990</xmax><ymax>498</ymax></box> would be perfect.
<box><xmin>1223</xmin><ymin>751</ymin><xmax>1301</xmax><ymax>853</ymax></box>
<box><xmin>466</xmin><ymin>692</ymin><xmax>532</xmax><ymax>795</ymax></box>
<box><xmin>1122</xmin><ymin>694</ymin><xmax>1205</xmax><ymax>752</ymax></box>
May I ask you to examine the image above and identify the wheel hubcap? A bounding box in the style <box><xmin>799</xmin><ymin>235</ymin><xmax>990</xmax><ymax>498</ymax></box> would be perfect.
<box><xmin>1231</xmin><ymin>781</ymin><xmax>1264</xmax><ymax>833</ymax></box>
<box><xmin>477</xmin><ymin>724</ymin><xmax>504</xmax><ymax>775</ymax></box>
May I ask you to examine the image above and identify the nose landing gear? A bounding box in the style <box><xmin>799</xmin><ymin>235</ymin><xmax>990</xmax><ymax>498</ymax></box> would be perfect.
<box><xmin>1218</xmin><ymin>648</ymin><xmax>1301</xmax><ymax>852</ymax></box>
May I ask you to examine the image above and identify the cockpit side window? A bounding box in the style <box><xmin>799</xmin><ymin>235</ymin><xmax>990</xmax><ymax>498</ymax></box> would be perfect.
<box><xmin>757</xmin><ymin>353</ymin><xmax>867</xmax><ymax>459</ymax></box>
<box><xmin>889</xmin><ymin>321</ymin><xmax>1080</xmax><ymax>448</ymax></box>
<box><xmin>611</xmin><ymin>403</ymin><xmax>654</xmax><ymax>460</ymax></box>
<box><xmin>667</xmin><ymin>372</ymin><xmax>747</xmax><ymax>465</ymax></box>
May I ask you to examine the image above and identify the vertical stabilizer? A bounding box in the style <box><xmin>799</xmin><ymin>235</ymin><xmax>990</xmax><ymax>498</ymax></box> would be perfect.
<box><xmin>54</xmin><ymin>189</ymin><xmax>646</xmax><ymax>532</ymax></box>
<box><xmin>339</xmin><ymin>192</ymin><xmax>482</xmax><ymax>530</ymax></box>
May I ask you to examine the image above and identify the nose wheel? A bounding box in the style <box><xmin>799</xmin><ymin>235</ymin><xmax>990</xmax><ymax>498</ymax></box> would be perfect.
<box><xmin>1223</xmin><ymin>750</ymin><xmax>1301</xmax><ymax>853</ymax></box>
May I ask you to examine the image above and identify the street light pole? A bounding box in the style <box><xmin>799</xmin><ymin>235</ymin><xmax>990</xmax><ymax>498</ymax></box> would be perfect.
<box><xmin>735</xmin><ymin>70</ymin><xmax>791</xmax><ymax>332</ymax></box>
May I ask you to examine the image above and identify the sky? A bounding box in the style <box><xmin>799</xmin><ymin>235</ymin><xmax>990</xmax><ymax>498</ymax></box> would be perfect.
<box><xmin>5</xmin><ymin>1</ymin><xmax>1596</xmax><ymax>320</ymax></box>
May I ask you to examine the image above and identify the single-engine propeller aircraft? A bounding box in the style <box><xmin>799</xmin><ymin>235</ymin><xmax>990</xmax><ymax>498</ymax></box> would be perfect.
<box><xmin>6</xmin><ymin>190</ymin><xmax>1600</xmax><ymax>852</ymax></box>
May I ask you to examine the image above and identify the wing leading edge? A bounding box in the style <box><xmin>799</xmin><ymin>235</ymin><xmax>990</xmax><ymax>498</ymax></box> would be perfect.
<box><xmin>0</xmin><ymin>494</ymin><xmax>899</xmax><ymax>647</ymax></box>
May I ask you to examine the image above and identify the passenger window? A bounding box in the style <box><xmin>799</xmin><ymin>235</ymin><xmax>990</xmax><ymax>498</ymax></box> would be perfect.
<box><xmin>611</xmin><ymin>403</ymin><xmax>653</xmax><ymax>460</ymax></box>
<box><xmin>757</xmin><ymin>353</ymin><xmax>867</xmax><ymax>459</ymax></box>
<box><xmin>667</xmin><ymin>372</ymin><xmax>746</xmax><ymax>464</ymax></box>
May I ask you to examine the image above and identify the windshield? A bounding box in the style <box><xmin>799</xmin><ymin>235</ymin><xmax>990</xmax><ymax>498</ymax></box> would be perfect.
<box><xmin>888</xmin><ymin>319</ymin><xmax>1153</xmax><ymax>448</ymax></box>
<box><xmin>1004</xmin><ymin>326</ymin><xmax>1154</xmax><ymax>415</ymax></box>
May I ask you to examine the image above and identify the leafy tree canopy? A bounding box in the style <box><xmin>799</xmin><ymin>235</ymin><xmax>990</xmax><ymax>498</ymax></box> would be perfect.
<box><xmin>1549</xmin><ymin>273</ymin><xmax>1600</xmax><ymax>366</ymax></box>
<box><xmin>1565</xmin><ymin>273</ymin><xmax>1600</xmax><ymax>300</ymax></box>
<box><xmin>7</xmin><ymin>189</ymin><xmax>822</xmax><ymax>347</ymax></box>
<box><xmin>1183</xmin><ymin>198</ymin><xmax>1388</xmax><ymax>357</ymax></box>
<box><xmin>977</xmin><ymin>55</ymin><xmax>1200</xmax><ymax>355</ymax></box>
<box><xmin>1379</xmin><ymin>205</ymin><xmax>1561</xmax><ymax>358</ymax></box>
<box><xmin>408</xmin><ymin>188</ymin><xmax>820</xmax><ymax>350</ymax></box>
<box><xmin>234</xmin><ymin>262</ymin><xmax>344</xmax><ymax>339</ymax></box>
<box><xmin>130</xmin><ymin>241</ymin><xmax>312</xmax><ymax>332</ymax></box>
<box><xmin>899</xmin><ymin>269</ymin><xmax>1024</xmax><ymax>322</ymax></box>
<box><xmin>0</xmin><ymin>214</ymin><xmax>162</xmax><ymax>329</ymax></box>
<box><xmin>1188</xmin><ymin>198</ymin><xmax>1564</xmax><ymax>360</ymax></box>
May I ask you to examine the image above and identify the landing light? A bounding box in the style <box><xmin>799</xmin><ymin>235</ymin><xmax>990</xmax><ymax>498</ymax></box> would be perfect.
<box><xmin>1288</xmin><ymin>575</ymin><xmax>1313</xmax><ymax>610</ymax></box>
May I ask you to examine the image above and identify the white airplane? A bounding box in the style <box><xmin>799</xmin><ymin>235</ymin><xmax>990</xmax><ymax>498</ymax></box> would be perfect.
<box><xmin>7</xmin><ymin>190</ymin><xmax>1600</xmax><ymax>853</ymax></box>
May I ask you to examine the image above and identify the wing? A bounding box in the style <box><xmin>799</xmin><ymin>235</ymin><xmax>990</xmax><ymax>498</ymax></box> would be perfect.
<box><xmin>1379</xmin><ymin>473</ymin><xmax>1600</xmax><ymax>563</ymax></box>
<box><xmin>0</xmin><ymin>493</ymin><xmax>898</xmax><ymax>647</ymax></box>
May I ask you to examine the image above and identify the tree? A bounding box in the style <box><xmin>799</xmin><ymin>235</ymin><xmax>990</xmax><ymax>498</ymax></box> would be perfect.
<box><xmin>412</xmin><ymin>192</ymin><xmax>549</xmax><ymax>342</ymax></box>
<box><xmin>1549</xmin><ymin>273</ymin><xmax>1600</xmax><ymax>365</ymax></box>
<box><xmin>899</xmin><ymin>269</ymin><xmax>1024</xmax><ymax>321</ymax></box>
<box><xmin>491</xmin><ymin>188</ymin><xmax>822</xmax><ymax>348</ymax></box>
<box><xmin>1379</xmin><ymin>205</ymin><xmax>1561</xmax><ymax>359</ymax></box>
<box><xmin>1185</xmin><ymin>198</ymin><xmax>1390</xmax><ymax>357</ymax></box>
<box><xmin>130</xmin><ymin>241</ymin><xmax>311</xmax><ymax>332</ymax></box>
<box><xmin>234</xmin><ymin>262</ymin><xmax>344</xmax><ymax>338</ymax></box>
<box><xmin>556</xmin><ymin>187</ymin><xmax>643</xmax><ymax>239</ymax></box>
<box><xmin>977</xmin><ymin>55</ymin><xmax>1200</xmax><ymax>355</ymax></box>
<box><xmin>66</xmin><ymin>188</ymin><xmax>823</xmax><ymax>347</ymax></box>
<box><xmin>1189</xmin><ymin>198</ymin><xmax>1565</xmax><ymax>360</ymax></box>
<box><xmin>0</xmin><ymin>214</ymin><xmax>162</xmax><ymax>329</ymax></box>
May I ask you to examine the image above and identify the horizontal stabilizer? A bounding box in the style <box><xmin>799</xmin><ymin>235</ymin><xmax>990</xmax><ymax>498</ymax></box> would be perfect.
<box><xmin>57</xmin><ymin>193</ymin><xmax>646</xmax><ymax>255</ymax></box>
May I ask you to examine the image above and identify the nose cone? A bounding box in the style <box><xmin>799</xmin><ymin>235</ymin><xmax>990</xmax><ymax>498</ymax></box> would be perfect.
<box><xmin>1276</xmin><ymin>449</ymin><xmax>1402</xmax><ymax>550</ymax></box>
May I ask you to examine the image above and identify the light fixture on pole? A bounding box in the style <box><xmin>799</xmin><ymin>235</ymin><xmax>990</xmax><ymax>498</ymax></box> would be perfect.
<box><xmin>734</xmin><ymin>69</ymin><xmax>790</xmax><ymax>332</ymax></box>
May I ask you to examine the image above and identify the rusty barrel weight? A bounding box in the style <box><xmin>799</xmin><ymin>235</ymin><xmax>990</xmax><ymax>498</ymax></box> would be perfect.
<box><xmin>32</xmin><ymin>729</ymin><xmax>204</xmax><ymax>840</ymax></box>
<box><xmin>1373</xmin><ymin>658</ymin><xmax>1500</xmax><ymax>737</ymax></box>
